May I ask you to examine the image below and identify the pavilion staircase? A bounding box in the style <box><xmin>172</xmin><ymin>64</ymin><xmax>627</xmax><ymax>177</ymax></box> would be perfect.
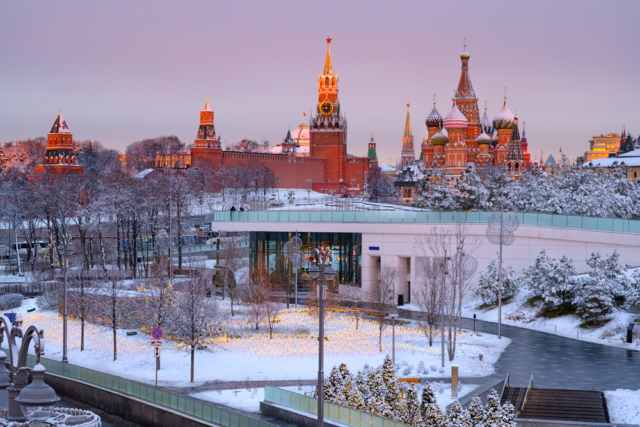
<box><xmin>499</xmin><ymin>374</ymin><xmax>609</xmax><ymax>423</ymax></box>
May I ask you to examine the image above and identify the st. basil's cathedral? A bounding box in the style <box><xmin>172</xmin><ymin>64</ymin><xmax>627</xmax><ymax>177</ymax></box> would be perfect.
<box><xmin>396</xmin><ymin>46</ymin><xmax>531</xmax><ymax>194</ymax></box>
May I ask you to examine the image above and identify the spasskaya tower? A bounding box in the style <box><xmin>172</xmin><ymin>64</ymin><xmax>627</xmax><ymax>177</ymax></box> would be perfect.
<box><xmin>309</xmin><ymin>38</ymin><xmax>348</xmax><ymax>190</ymax></box>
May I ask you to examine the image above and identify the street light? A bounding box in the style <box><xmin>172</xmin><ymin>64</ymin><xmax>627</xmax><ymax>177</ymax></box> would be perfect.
<box><xmin>57</xmin><ymin>244</ymin><xmax>74</xmax><ymax>364</ymax></box>
<box><xmin>15</xmin><ymin>364</ymin><xmax>59</xmax><ymax>422</ymax></box>
<box><xmin>439</xmin><ymin>256</ymin><xmax>450</xmax><ymax>368</ymax></box>
<box><xmin>308</xmin><ymin>247</ymin><xmax>336</xmax><ymax>427</ymax></box>
<box><xmin>0</xmin><ymin>314</ymin><xmax>53</xmax><ymax>422</ymax></box>
<box><xmin>389</xmin><ymin>313</ymin><xmax>398</xmax><ymax>364</ymax></box>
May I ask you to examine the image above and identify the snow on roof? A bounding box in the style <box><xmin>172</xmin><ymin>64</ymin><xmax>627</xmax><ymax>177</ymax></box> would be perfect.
<box><xmin>379</xmin><ymin>165</ymin><xmax>395</xmax><ymax>172</ymax></box>
<box><xmin>617</xmin><ymin>150</ymin><xmax>639</xmax><ymax>158</ymax></box>
<box><xmin>587</xmin><ymin>157</ymin><xmax>640</xmax><ymax>167</ymax></box>
<box><xmin>135</xmin><ymin>169</ymin><xmax>155</xmax><ymax>179</ymax></box>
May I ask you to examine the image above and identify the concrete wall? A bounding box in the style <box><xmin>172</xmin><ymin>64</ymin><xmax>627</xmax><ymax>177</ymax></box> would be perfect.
<box><xmin>213</xmin><ymin>220</ymin><xmax>640</xmax><ymax>298</ymax></box>
<box><xmin>45</xmin><ymin>372</ymin><xmax>217</xmax><ymax>427</ymax></box>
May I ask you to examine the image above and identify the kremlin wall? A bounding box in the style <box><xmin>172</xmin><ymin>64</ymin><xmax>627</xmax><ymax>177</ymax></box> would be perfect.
<box><xmin>34</xmin><ymin>40</ymin><xmax>539</xmax><ymax>195</ymax></box>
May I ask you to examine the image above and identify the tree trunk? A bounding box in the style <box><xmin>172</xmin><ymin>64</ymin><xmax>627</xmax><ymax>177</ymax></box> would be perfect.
<box><xmin>190</xmin><ymin>348</ymin><xmax>195</xmax><ymax>382</ymax></box>
<box><xmin>113</xmin><ymin>326</ymin><xmax>117</xmax><ymax>361</ymax></box>
<box><xmin>81</xmin><ymin>317</ymin><xmax>85</xmax><ymax>351</ymax></box>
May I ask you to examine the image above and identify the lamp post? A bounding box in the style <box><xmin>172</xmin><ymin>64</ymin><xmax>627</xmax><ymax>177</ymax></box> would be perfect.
<box><xmin>307</xmin><ymin>247</ymin><xmax>336</xmax><ymax>427</ymax></box>
<box><xmin>389</xmin><ymin>313</ymin><xmax>398</xmax><ymax>364</ymax></box>
<box><xmin>57</xmin><ymin>243</ymin><xmax>74</xmax><ymax>364</ymax></box>
<box><xmin>0</xmin><ymin>314</ymin><xmax>57</xmax><ymax>422</ymax></box>
<box><xmin>439</xmin><ymin>256</ymin><xmax>450</xmax><ymax>368</ymax></box>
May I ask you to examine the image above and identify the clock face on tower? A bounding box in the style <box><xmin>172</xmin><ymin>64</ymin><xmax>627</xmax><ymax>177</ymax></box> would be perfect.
<box><xmin>320</xmin><ymin>101</ymin><xmax>334</xmax><ymax>115</ymax></box>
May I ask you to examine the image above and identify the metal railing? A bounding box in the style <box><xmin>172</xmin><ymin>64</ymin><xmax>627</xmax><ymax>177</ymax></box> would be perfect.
<box><xmin>518</xmin><ymin>374</ymin><xmax>534</xmax><ymax>418</ymax></box>
<box><xmin>265</xmin><ymin>386</ymin><xmax>412</xmax><ymax>427</ymax></box>
<box><xmin>213</xmin><ymin>210</ymin><xmax>640</xmax><ymax>234</ymax></box>
<box><xmin>499</xmin><ymin>373</ymin><xmax>510</xmax><ymax>403</ymax></box>
<box><xmin>9</xmin><ymin>351</ymin><xmax>277</xmax><ymax>427</ymax></box>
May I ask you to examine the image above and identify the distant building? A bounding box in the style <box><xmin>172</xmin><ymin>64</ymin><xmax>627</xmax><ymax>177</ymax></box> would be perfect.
<box><xmin>34</xmin><ymin>111</ymin><xmax>84</xmax><ymax>174</ymax></box>
<box><xmin>586</xmin><ymin>133</ymin><xmax>621</xmax><ymax>162</ymax></box>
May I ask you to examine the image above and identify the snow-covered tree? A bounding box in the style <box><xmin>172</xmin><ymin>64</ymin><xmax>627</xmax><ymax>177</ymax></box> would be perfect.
<box><xmin>416</xmin><ymin>170</ymin><xmax>459</xmax><ymax>211</ymax></box>
<box><xmin>447</xmin><ymin>400</ymin><xmax>472</xmax><ymax>427</ymax></box>
<box><xmin>325</xmin><ymin>366</ymin><xmax>344</xmax><ymax>404</ymax></box>
<box><xmin>343</xmin><ymin>375</ymin><xmax>365</xmax><ymax>410</ymax></box>
<box><xmin>521</xmin><ymin>250</ymin><xmax>577</xmax><ymax>307</ymax></box>
<box><xmin>95</xmin><ymin>272</ymin><xmax>137</xmax><ymax>361</ymax></box>
<box><xmin>402</xmin><ymin>386</ymin><xmax>423</xmax><ymax>426</ymax></box>
<box><xmin>368</xmin><ymin>369</ymin><xmax>392</xmax><ymax>418</ymax></box>
<box><xmin>475</xmin><ymin>256</ymin><xmax>517</xmax><ymax>306</ymax></box>
<box><xmin>574</xmin><ymin>271</ymin><xmax>614</xmax><ymax>327</ymax></box>
<box><xmin>420</xmin><ymin>383</ymin><xmax>444</xmax><ymax>427</ymax></box>
<box><xmin>172</xmin><ymin>270</ymin><xmax>219</xmax><ymax>382</ymax></box>
<box><xmin>483</xmin><ymin>389</ymin><xmax>516</xmax><ymax>427</ymax></box>
<box><xmin>467</xmin><ymin>396</ymin><xmax>485</xmax><ymax>427</ymax></box>
<box><xmin>355</xmin><ymin>371</ymin><xmax>372</xmax><ymax>409</ymax></box>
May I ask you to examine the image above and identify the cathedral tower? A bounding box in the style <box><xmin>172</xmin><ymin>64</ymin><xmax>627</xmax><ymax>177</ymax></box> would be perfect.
<box><xmin>492</xmin><ymin>96</ymin><xmax>515</xmax><ymax>165</ymax></box>
<box><xmin>454</xmin><ymin>44</ymin><xmax>481</xmax><ymax>141</ymax></box>
<box><xmin>309</xmin><ymin>38</ymin><xmax>348</xmax><ymax>186</ymax></box>
<box><xmin>400</xmin><ymin>104</ymin><xmax>415</xmax><ymax>167</ymax></box>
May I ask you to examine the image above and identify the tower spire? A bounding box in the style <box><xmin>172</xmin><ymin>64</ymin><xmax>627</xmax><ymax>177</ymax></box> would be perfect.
<box><xmin>404</xmin><ymin>104</ymin><xmax>412</xmax><ymax>136</ymax></box>
<box><xmin>323</xmin><ymin>37</ymin><xmax>334</xmax><ymax>75</ymax></box>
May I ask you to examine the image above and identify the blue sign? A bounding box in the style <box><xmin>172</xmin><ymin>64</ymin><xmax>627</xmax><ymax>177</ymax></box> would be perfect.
<box><xmin>152</xmin><ymin>328</ymin><xmax>163</xmax><ymax>339</ymax></box>
<box><xmin>369</xmin><ymin>246</ymin><xmax>380</xmax><ymax>251</ymax></box>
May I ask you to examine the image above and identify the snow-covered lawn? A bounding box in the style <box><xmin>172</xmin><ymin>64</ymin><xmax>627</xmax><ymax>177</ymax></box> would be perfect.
<box><xmin>402</xmin><ymin>291</ymin><xmax>639</xmax><ymax>350</ymax></box>
<box><xmin>6</xmin><ymin>298</ymin><xmax>509</xmax><ymax>388</ymax></box>
<box><xmin>191</xmin><ymin>383</ymin><xmax>477</xmax><ymax>413</ymax></box>
<box><xmin>605</xmin><ymin>389</ymin><xmax>640</xmax><ymax>424</ymax></box>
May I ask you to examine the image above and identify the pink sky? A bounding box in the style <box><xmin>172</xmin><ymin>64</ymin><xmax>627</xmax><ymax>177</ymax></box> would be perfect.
<box><xmin>1</xmin><ymin>0</ymin><xmax>639</xmax><ymax>165</ymax></box>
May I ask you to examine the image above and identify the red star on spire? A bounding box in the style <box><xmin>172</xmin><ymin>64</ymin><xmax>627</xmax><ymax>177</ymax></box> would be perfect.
<box><xmin>407</xmin><ymin>103</ymin><xmax>410</xmax><ymax>108</ymax></box>
<box><xmin>326</xmin><ymin>37</ymin><xmax>332</xmax><ymax>44</ymax></box>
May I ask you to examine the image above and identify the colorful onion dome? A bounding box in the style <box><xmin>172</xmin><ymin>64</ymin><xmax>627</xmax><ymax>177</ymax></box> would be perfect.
<box><xmin>460</xmin><ymin>48</ymin><xmax>470</xmax><ymax>60</ymax></box>
<box><xmin>430</xmin><ymin>128</ymin><xmax>449</xmax><ymax>146</ymax></box>
<box><xmin>492</xmin><ymin>100</ymin><xmax>515</xmax><ymax>130</ymax></box>
<box><xmin>477</xmin><ymin>131</ymin><xmax>492</xmax><ymax>145</ymax></box>
<box><xmin>425</xmin><ymin>105</ymin><xmax>443</xmax><ymax>128</ymax></box>
<box><xmin>443</xmin><ymin>103</ymin><xmax>468</xmax><ymax>130</ymax></box>
<box><xmin>481</xmin><ymin>111</ymin><xmax>494</xmax><ymax>135</ymax></box>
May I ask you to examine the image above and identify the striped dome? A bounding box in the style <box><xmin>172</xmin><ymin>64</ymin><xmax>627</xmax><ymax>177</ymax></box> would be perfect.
<box><xmin>430</xmin><ymin>128</ymin><xmax>449</xmax><ymax>146</ymax></box>
<box><xmin>477</xmin><ymin>131</ymin><xmax>492</xmax><ymax>145</ymax></box>
<box><xmin>443</xmin><ymin>103</ymin><xmax>468</xmax><ymax>130</ymax></box>
<box><xmin>481</xmin><ymin>111</ymin><xmax>494</xmax><ymax>135</ymax></box>
<box><xmin>493</xmin><ymin>102</ymin><xmax>515</xmax><ymax>130</ymax></box>
<box><xmin>425</xmin><ymin>105</ymin><xmax>443</xmax><ymax>129</ymax></box>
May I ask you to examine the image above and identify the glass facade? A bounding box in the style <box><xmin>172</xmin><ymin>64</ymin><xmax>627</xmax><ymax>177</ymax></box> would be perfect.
<box><xmin>249</xmin><ymin>232</ymin><xmax>362</xmax><ymax>288</ymax></box>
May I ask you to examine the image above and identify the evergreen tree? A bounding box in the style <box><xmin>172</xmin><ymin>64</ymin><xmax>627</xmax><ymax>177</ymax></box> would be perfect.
<box><xmin>402</xmin><ymin>386</ymin><xmax>423</xmax><ymax>427</ymax></box>
<box><xmin>343</xmin><ymin>375</ymin><xmax>366</xmax><ymax>410</ymax></box>
<box><xmin>368</xmin><ymin>369</ymin><xmax>392</xmax><ymax>418</ymax></box>
<box><xmin>475</xmin><ymin>256</ymin><xmax>518</xmax><ymax>306</ymax></box>
<box><xmin>575</xmin><ymin>271</ymin><xmax>614</xmax><ymax>327</ymax></box>
<box><xmin>339</xmin><ymin>363</ymin><xmax>352</xmax><ymax>381</ymax></box>
<box><xmin>325</xmin><ymin>366</ymin><xmax>344</xmax><ymax>403</ymax></box>
<box><xmin>447</xmin><ymin>400</ymin><xmax>472</xmax><ymax>427</ymax></box>
<box><xmin>420</xmin><ymin>383</ymin><xmax>444</xmax><ymax>427</ymax></box>
<box><xmin>355</xmin><ymin>371</ymin><xmax>372</xmax><ymax>409</ymax></box>
<box><xmin>467</xmin><ymin>396</ymin><xmax>485</xmax><ymax>427</ymax></box>
<box><xmin>381</xmin><ymin>355</ymin><xmax>404</xmax><ymax>416</ymax></box>
<box><xmin>550</xmin><ymin>255</ymin><xmax>577</xmax><ymax>306</ymax></box>
<box><xmin>483</xmin><ymin>389</ymin><xmax>516</xmax><ymax>427</ymax></box>
<box><xmin>520</xmin><ymin>249</ymin><xmax>555</xmax><ymax>303</ymax></box>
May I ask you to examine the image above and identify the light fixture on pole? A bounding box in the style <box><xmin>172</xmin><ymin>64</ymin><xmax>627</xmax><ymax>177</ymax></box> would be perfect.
<box><xmin>15</xmin><ymin>364</ymin><xmax>60</xmax><ymax>422</ymax></box>
<box><xmin>57</xmin><ymin>243</ymin><xmax>74</xmax><ymax>364</ymax></box>
<box><xmin>308</xmin><ymin>247</ymin><xmax>335</xmax><ymax>427</ymax></box>
<box><xmin>486</xmin><ymin>210</ymin><xmax>518</xmax><ymax>339</ymax></box>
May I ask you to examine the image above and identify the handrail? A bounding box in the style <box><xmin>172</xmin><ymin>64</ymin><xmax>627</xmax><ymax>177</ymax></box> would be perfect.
<box><xmin>9</xmin><ymin>352</ymin><xmax>278</xmax><ymax>427</ymax></box>
<box><xmin>499</xmin><ymin>373</ymin><xmax>510</xmax><ymax>403</ymax></box>
<box><xmin>519</xmin><ymin>374</ymin><xmax>534</xmax><ymax>417</ymax></box>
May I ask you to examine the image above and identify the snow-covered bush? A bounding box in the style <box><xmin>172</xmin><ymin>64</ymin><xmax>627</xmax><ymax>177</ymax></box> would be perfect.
<box><xmin>0</xmin><ymin>294</ymin><xmax>23</xmax><ymax>310</ymax></box>
<box><xmin>417</xmin><ymin>361</ymin><xmax>425</xmax><ymax>373</ymax></box>
<box><xmin>475</xmin><ymin>257</ymin><xmax>517</xmax><ymax>306</ymax></box>
<box><xmin>402</xmin><ymin>366</ymin><xmax>413</xmax><ymax>376</ymax></box>
<box><xmin>520</xmin><ymin>250</ymin><xmax>577</xmax><ymax>307</ymax></box>
<box><xmin>36</xmin><ymin>289</ymin><xmax>59</xmax><ymax>311</ymax></box>
<box><xmin>430</xmin><ymin>365</ymin><xmax>437</xmax><ymax>372</ymax></box>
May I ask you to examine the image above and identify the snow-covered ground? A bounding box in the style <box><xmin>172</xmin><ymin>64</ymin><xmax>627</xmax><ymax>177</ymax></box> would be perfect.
<box><xmin>5</xmin><ymin>298</ymin><xmax>509</xmax><ymax>389</ymax></box>
<box><xmin>605</xmin><ymin>389</ymin><xmax>640</xmax><ymax>424</ymax></box>
<box><xmin>401</xmin><ymin>291</ymin><xmax>639</xmax><ymax>351</ymax></box>
<box><xmin>191</xmin><ymin>383</ymin><xmax>477</xmax><ymax>413</ymax></box>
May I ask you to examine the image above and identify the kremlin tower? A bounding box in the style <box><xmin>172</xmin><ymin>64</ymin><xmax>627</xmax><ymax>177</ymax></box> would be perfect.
<box><xmin>367</xmin><ymin>135</ymin><xmax>378</xmax><ymax>168</ymax></box>
<box><xmin>35</xmin><ymin>111</ymin><xmax>84</xmax><ymax>174</ymax></box>
<box><xmin>400</xmin><ymin>104</ymin><xmax>415</xmax><ymax>167</ymax></box>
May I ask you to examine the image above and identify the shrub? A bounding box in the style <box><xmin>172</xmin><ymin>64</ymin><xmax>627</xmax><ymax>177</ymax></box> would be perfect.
<box><xmin>0</xmin><ymin>294</ymin><xmax>23</xmax><ymax>310</ymax></box>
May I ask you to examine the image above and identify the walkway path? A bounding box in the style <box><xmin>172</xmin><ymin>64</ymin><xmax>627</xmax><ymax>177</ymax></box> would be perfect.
<box><xmin>397</xmin><ymin>308</ymin><xmax>640</xmax><ymax>391</ymax></box>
